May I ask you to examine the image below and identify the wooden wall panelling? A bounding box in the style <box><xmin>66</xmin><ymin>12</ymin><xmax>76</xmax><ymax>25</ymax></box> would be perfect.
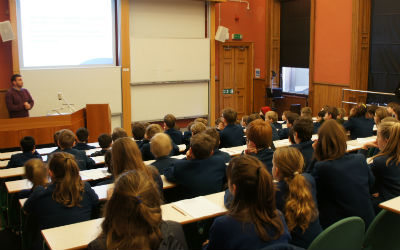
<box><xmin>0</xmin><ymin>90</ymin><xmax>9</xmax><ymax>119</ymax></box>
<box><xmin>275</xmin><ymin>94</ymin><xmax>308</xmax><ymax>118</ymax></box>
<box><xmin>253</xmin><ymin>79</ymin><xmax>267</xmax><ymax>112</ymax></box>
<box><xmin>8</xmin><ymin>0</ymin><xmax>19</xmax><ymax>73</ymax></box>
<box><xmin>210</xmin><ymin>3</ymin><xmax>217</xmax><ymax>124</ymax></box>
<box><xmin>265</xmin><ymin>0</ymin><xmax>281</xmax><ymax>89</ymax></box>
<box><xmin>312</xmin><ymin>83</ymin><xmax>345</xmax><ymax>113</ymax></box>
<box><xmin>308</xmin><ymin>0</ymin><xmax>316</xmax><ymax>114</ymax></box>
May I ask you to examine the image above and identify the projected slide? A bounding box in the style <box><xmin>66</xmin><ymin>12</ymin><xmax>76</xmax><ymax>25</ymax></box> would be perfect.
<box><xmin>18</xmin><ymin>0</ymin><xmax>114</xmax><ymax>67</ymax></box>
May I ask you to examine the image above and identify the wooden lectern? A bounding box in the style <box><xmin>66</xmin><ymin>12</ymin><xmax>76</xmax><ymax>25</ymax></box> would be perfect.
<box><xmin>0</xmin><ymin>104</ymin><xmax>111</xmax><ymax>149</ymax></box>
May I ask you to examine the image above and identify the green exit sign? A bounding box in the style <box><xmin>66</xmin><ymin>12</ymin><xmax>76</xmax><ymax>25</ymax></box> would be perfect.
<box><xmin>232</xmin><ymin>34</ymin><xmax>242</xmax><ymax>40</ymax></box>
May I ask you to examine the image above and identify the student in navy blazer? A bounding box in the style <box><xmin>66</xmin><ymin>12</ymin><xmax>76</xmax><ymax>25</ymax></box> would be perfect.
<box><xmin>279</xmin><ymin>112</ymin><xmax>299</xmax><ymax>140</ymax></box>
<box><xmin>343</xmin><ymin>103</ymin><xmax>374</xmax><ymax>139</ymax></box>
<box><xmin>367</xmin><ymin>121</ymin><xmax>400</xmax><ymax>212</ymax></box>
<box><xmin>205</xmin><ymin>128</ymin><xmax>231</xmax><ymax>163</ymax></box>
<box><xmin>149</xmin><ymin>133</ymin><xmax>180</xmax><ymax>175</ymax></box>
<box><xmin>73</xmin><ymin>127</ymin><xmax>96</xmax><ymax>150</ymax></box>
<box><xmin>19</xmin><ymin>159</ymin><xmax>49</xmax><ymax>199</ymax></box>
<box><xmin>132</xmin><ymin>121</ymin><xmax>147</xmax><ymax>148</ymax></box>
<box><xmin>140</xmin><ymin>124</ymin><xmax>179</xmax><ymax>161</ymax></box>
<box><xmin>312</xmin><ymin>120</ymin><xmax>375</xmax><ymax>229</ymax></box>
<box><xmin>7</xmin><ymin>136</ymin><xmax>42</xmax><ymax>168</ymax></box>
<box><xmin>290</xmin><ymin>118</ymin><xmax>315</xmax><ymax>173</ymax></box>
<box><xmin>50</xmin><ymin>129</ymin><xmax>95</xmax><ymax>170</ymax></box>
<box><xmin>163</xmin><ymin>114</ymin><xmax>183</xmax><ymax>145</ymax></box>
<box><xmin>219</xmin><ymin>108</ymin><xmax>245</xmax><ymax>148</ymax></box>
<box><xmin>245</xmin><ymin>119</ymin><xmax>275</xmax><ymax>173</ymax></box>
<box><xmin>313</xmin><ymin>110</ymin><xmax>326</xmax><ymax>134</ymax></box>
<box><xmin>165</xmin><ymin>133</ymin><xmax>227</xmax><ymax>199</ymax></box>
<box><xmin>90</xmin><ymin>133</ymin><xmax>112</xmax><ymax>157</ymax></box>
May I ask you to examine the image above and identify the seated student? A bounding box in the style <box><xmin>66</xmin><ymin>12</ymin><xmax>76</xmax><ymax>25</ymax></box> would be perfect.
<box><xmin>19</xmin><ymin>159</ymin><xmax>48</xmax><ymax>199</ymax></box>
<box><xmin>182</xmin><ymin>122</ymin><xmax>194</xmax><ymax>146</ymax></box>
<box><xmin>150</xmin><ymin>133</ymin><xmax>180</xmax><ymax>175</ymax></box>
<box><xmin>23</xmin><ymin>152</ymin><xmax>99</xmax><ymax>249</ymax></box>
<box><xmin>259</xmin><ymin>106</ymin><xmax>272</xmax><ymax>120</ymax></box>
<box><xmin>368</xmin><ymin>121</ymin><xmax>400</xmax><ymax>213</ymax></box>
<box><xmin>215</xmin><ymin>117</ymin><xmax>225</xmax><ymax>132</ymax></box>
<box><xmin>191</xmin><ymin>122</ymin><xmax>207</xmax><ymax>136</ymax></box>
<box><xmin>88</xmin><ymin>170</ymin><xmax>187</xmax><ymax>250</ymax></box>
<box><xmin>387</xmin><ymin>102</ymin><xmax>400</xmax><ymax>120</ymax></box>
<box><xmin>312</xmin><ymin>120</ymin><xmax>375</xmax><ymax>229</ymax></box>
<box><xmin>50</xmin><ymin>130</ymin><xmax>62</xmax><ymax>153</ymax></box>
<box><xmin>195</xmin><ymin>117</ymin><xmax>208</xmax><ymax>126</ymax></box>
<box><xmin>205</xmin><ymin>128</ymin><xmax>231</xmax><ymax>163</ymax></box>
<box><xmin>337</xmin><ymin>108</ymin><xmax>347</xmax><ymax>124</ymax></box>
<box><xmin>301</xmin><ymin>107</ymin><xmax>312</xmax><ymax>119</ymax></box>
<box><xmin>245</xmin><ymin>120</ymin><xmax>274</xmax><ymax>173</ymax></box>
<box><xmin>7</xmin><ymin>136</ymin><xmax>42</xmax><ymax>168</ymax></box>
<box><xmin>272</xmin><ymin>147</ymin><xmax>322</xmax><ymax>248</ymax></box>
<box><xmin>52</xmin><ymin>129</ymin><xmax>95</xmax><ymax>170</ymax></box>
<box><xmin>204</xmin><ymin>155</ymin><xmax>290</xmax><ymax>250</ymax></box>
<box><xmin>165</xmin><ymin>133</ymin><xmax>227</xmax><ymax>199</ymax></box>
<box><xmin>111</xmin><ymin>127</ymin><xmax>128</xmax><ymax>143</ymax></box>
<box><xmin>313</xmin><ymin>110</ymin><xmax>326</xmax><ymax>134</ymax></box>
<box><xmin>219</xmin><ymin>108</ymin><xmax>245</xmax><ymax>148</ymax></box>
<box><xmin>366</xmin><ymin>105</ymin><xmax>379</xmax><ymax>120</ymax></box>
<box><xmin>375</xmin><ymin>107</ymin><xmax>390</xmax><ymax>126</ymax></box>
<box><xmin>278</xmin><ymin>112</ymin><xmax>299</xmax><ymax>140</ymax></box>
<box><xmin>73</xmin><ymin>127</ymin><xmax>96</xmax><ymax>150</ymax></box>
<box><xmin>141</xmin><ymin>124</ymin><xmax>179</xmax><ymax>161</ymax></box>
<box><xmin>131</xmin><ymin>122</ymin><xmax>146</xmax><ymax>148</ymax></box>
<box><xmin>241</xmin><ymin>115</ymin><xmax>249</xmax><ymax>128</ymax></box>
<box><xmin>164</xmin><ymin>114</ymin><xmax>183</xmax><ymax>145</ymax></box>
<box><xmin>343</xmin><ymin>103</ymin><xmax>374</xmax><ymax>139</ymax></box>
<box><xmin>90</xmin><ymin>134</ymin><xmax>112</xmax><ymax>157</ymax></box>
<box><xmin>246</xmin><ymin>113</ymin><xmax>262</xmax><ymax>125</ymax></box>
<box><xmin>323</xmin><ymin>106</ymin><xmax>339</xmax><ymax>121</ymax></box>
<box><xmin>281</xmin><ymin>111</ymin><xmax>290</xmax><ymax>124</ymax></box>
<box><xmin>290</xmin><ymin>118</ymin><xmax>314</xmax><ymax>173</ymax></box>
<box><xmin>265</xmin><ymin>111</ymin><xmax>280</xmax><ymax>141</ymax></box>
<box><xmin>112</xmin><ymin>137</ymin><xmax>163</xmax><ymax>192</ymax></box>
<box><xmin>96</xmin><ymin>150</ymin><xmax>113</xmax><ymax>186</ymax></box>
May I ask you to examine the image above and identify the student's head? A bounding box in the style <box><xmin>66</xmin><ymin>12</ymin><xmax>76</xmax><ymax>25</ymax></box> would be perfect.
<box><xmin>194</xmin><ymin>117</ymin><xmax>208</xmax><ymax>126</ymax></box>
<box><xmin>58</xmin><ymin>129</ymin><xmax>76</xmax><ymax>150</ymax></box>
<box><xmin>204</xmin><ymin>128</ymin><xmax>220</xmax><ymax>149</ymax></box>
<box><xmin>246</xmin><ymin>120</ymin><xmax>272</xmax><ymax>150</ymax></box>
<box><xmin>387</xmin><ymin>102</ymin><xmax>400</xmax><ymax>120</ymax></box>
<box><xmin>98</xmin><ymin>133</ymin><xmax>112</xmax><ymax>150</ymax></box>
<box><xmin>374</xmin><ymin>107</ymin><xmax>390</xmax><ymax>125</ymax></box>
<box><xmin>20</xmin><ymin>136</ymin><xmax>35</xmax><ymax>153</ymax></box>
<box><xmin>112</xmin><ymin>127</ymin><xmax>128</xmax><ymax>142</ymax></box>
<box><xmin>241</xmin><ymin>115</ymin><xmax>249</xmax><ymax>127</ymax></box>
<box><xmin>351</xmin><ymin>103</ymin><xmax>367</xmax><ymax>118</ymax></box>
<box><xmin>222</xmin><ymin>108</ymin><xmax>237</xmax><ymax>125</ymax></box>
<box><xmin>226</xmin><ymin>155</ymin><xmax>284</xmax><ymax>241</ymax></box>
<box><xmin>11</xmin><ymin>74</ymin><xmax>23</xmax><ymax>88</ymax></box>
<box><xmin>131</xmin><ymin>122</ymin><xmax>146</xmax><ymax>140</ymax></box>
<box><xmin>282</xmin><ymin>111</ymin><xmax>290</xmax><ymax>121</ymax></box>
<box><xmin>187</xmin><ymin>122</ymin><xmax>194</xmax><ymax>132</ymax></box>
<box><xmin>150</xmin><ymin>133</ymin><xmax>172</xmax><ymax>159</ymax></box>
<box><xmin>324</xmin><ymin>106</ymin><xmax>339</xmax><ymax>120</ymax></box>
<box><xmin>286</xmin><ymin>112</ymin><xmax>300</xmax><ymax>127</ymax></box>
<box><xmin>111</xmin><ymin>138</ymin><xmax>146</xmax><ymax>178</ymax></box>
<box><xmin>189</xmin><ymin>133</ymin><xmax>214</xmax><ymax>159</ymax></box>
<box><xmin>317</xmin><ymin>110</ymin><xmax>326</xmax><ymax>123</ymax></box>
<box><xmin>53</xmin><ymin>130</ymin><xmax>62</xmax><ymax>147</ymax></box>
<box><xmin>375</xmin><ymin>122</ymin><xmax>400</xmax><ymax>165</ymax></box>
<box><xmin>190</xmin><ymin>122</ymin><xmax>207</xmax><ymax>136</ymax></box>
<box><xmin>292</xmin><ymin>118</ymin><xmax>313</xmax><ymax>144</ymax></box>
<box><xmin>48</xmin><ymin>152</ymin><xmax>84</xmax><ymax>207</ymax></box>
<box><xmin>376</xmin><ymin>121</ymin><xmax>396</xmax><ymax>151</ymax></box>
<box><xmin>25</xmin><ymin>159</ymin><xmax>48</xmax><ymax>188</ymax></box>
<box><xmin>145</xmin><ymin>124</ymin><xmax>163</xmax><ymax>140</ymax></box>
<box><xmin>272</xmin><ymin>147</ymin><xmax>318</xmax><ymax>231</ymax></box>
<box><xmin>246</xmin><ymin>113</ymin><xmax>262</xmax><ymax>125</ymax></box>
<box><xmin>101</xmin><ymin>170</ymin><xmax>162</xmax><ymax>250</ymax></box>
<box><xmin>265</xmin><ymin>111</ymin><xmax>278</xmax><ymax>123</ymax></box>
<box><xmin>366</xmin><ymin>105</ymin><xmax>378</xmax><ymax>119</ymax></box>
<box><xmin>75</xmin><ymin>127</ymin><xmax>89</xmax><ymax>143</ymax></box>
<box><xmin>338</xmin><ymin>108</ymin><xmax>346</xmax><ymax>119</ymax></box>
<box><xmin>104</xmin><ymin>150</ymin><xmax>112</xmax><ymax>174</ymax></box>
<box><xmin>301</xmin><ymin>107</ymin><xmax>312</xmax><ymax>118</ymax></box>
<box><xmin>163</xmin><ymin>114</ymin><xmax>176</xmax><ymax>129</ymax></box>
<box><xmin>314</xmin><ymin>119</ymin><xmax>347</xmax><ymax>161</ymax></box>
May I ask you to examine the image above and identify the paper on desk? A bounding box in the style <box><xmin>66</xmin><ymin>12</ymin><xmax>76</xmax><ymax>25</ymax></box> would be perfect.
<box><xmin>36</xmin><ymin>147</ymin><xmax>57</xmax><ymax>155</ymax></box>
<box><xmin>172</xmin><ymin>154</ymin><xmax>186</xmax><ymax>160</ymax></box>
<box><xmin>173</xmin><ymin>196</ymin><xmax>226</xmax><ymax>218</ymax></box>
<box><xmin>178</xmin><ymin>144</ymin><xmax>186</xmax><ymax>152</ymax></box>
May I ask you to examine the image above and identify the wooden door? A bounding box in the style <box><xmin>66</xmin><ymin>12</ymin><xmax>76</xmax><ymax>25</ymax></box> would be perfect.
<box><xmin>218</xmin><ymin>43</ymin><xmax>254</xmax><ymax>120</ymax></box>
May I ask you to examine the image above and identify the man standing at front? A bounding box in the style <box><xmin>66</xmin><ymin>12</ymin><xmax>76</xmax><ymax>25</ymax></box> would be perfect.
<box><xmin>5</xmin><ymin>74</ymin><xmax>34</xmax><ymax>118</ymax></box>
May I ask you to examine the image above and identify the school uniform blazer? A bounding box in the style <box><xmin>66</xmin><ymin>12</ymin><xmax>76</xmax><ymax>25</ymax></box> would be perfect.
<box><xmin>312</xmin><ymin>153</ymin><xmax>375</xmax><ymax>229</ymax></box>
<box><xmin>7</xmin><ymin>151</ymin><xmax>42</xmax><ymax>168</ymax></box>
<box><xmin>290</xmin><ymin>141</ymin><xmax>314</xmax><ymax>172</ymax></box>
<box><xmin>23</xmin><ymin>182</ymin><xmax>99</xmax><ymax>230</ymax></box>
<box><xmin>219</xmin><ymin>124</ymin><xmax>245</xmax><ymax>148</ymax></box>
<box><xmin>136</xmin><ymin>139</ymin><xmax>144</xmax><ymax>149</ymax></box>
<box><xmin>279</xmin><ymin>127</ymin><xmax>290</xmax><ymax>140</ymax></box>
<box><xmin>165</xmin><ymin>128</ymin><xmax>183</xmax><ymax>145</ymax></box>
<box><xmin>151</xmin><ymin>156</ymin><xmax>180</xmax><ymax>176</ymax></box>
<box><xmin>273</xmin><ymin>122</ymin><xmax>283</xmax><ymax>130</ymax></box>
<box><xmin>212</xmin><ymin>149</ymin><xmax>231</xmax><ymax>163</ymax></box>
<box><xmin>271</xmin><ymin>123</ymin><xmax>280</xmax><ymax>141</ymax></box>
<box><xmin>90</xmin><ymin>149</ymin><xmax>108</xmax><ymax>157</ymax></box>
<box><xmin>51</xmin><ymin>148</ymin><xmax>96</xmax><ymax>170</ymax></box>
<box><xmin>248</xmin><ymin>148</ymin><xmax>274</xmax><ymax>173</ymax></box>
<box><xmin>369</xmin><ymin>155</ymin><xmax>400</xmax><ymax>206</ymax></box>
<box><xmin>164</xmin><ymin>157</ymin><xmax>227</xmax><ymax>199</ymax></box>
<box><xmin>275</xmin><ymin>173</ymin><xmax>322</xmax><ymax>249</ymax></box>
<box><xmin>140</xmin><ymin>140</ymin><xmax>180</xmax><ymax>161</ymax></box>
<box><xmin>313</xmin><ymin>121</ymin><xmax>322</xmax><ymax>135</ymax></box>
<box><xmin>73</xmin><ymin>143</ymin><xmax>96</xmax><ymax>151</ymax></box>
<box><xmin>343</xmin><ymin>117</ymin><xmax>374</xmax><ymax>140</ymax></box>
<box><xmin>182</xmin><ymin>131</ymin><xmax>191</xmax><ymax>145</ymax></box>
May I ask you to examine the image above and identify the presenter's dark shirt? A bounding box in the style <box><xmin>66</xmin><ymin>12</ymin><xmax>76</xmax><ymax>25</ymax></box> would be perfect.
<box><xmin>5</xmin><ymin>87</ymin><xmax>34</xmax><ymax>118</ymax></box>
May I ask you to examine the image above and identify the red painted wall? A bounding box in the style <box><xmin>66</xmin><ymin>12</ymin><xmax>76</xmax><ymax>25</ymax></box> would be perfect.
<box><xmin>215</xmin><ymin>0</ymin><xmax>266</xmax><ymax>79</ymax></box>
<box><xmin>0</xmin><ymin>1</ymin><xmax>13</xmax><ymax>89</ymax></box>
<box><xmin>313</xmin><ymin>0</ymin><xmax>352</xmax><ymax>85</ymax></box>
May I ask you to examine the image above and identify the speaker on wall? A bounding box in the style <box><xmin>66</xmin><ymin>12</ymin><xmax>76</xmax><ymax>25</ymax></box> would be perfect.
<box><xmin>0</xmin><ymin>21</ymin><xmax>15</xmax><ymax>42</ymax></box>
<box><xmin>215</xmin><ymin>26</ymin><xmax>229</xmax><ymax>43</ymax></box>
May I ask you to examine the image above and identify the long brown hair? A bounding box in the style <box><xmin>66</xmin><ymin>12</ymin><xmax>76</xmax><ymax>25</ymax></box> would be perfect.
<box><xmin>111</xmin><ymin>137</ymin><xmax>147</xmax><ymax>178</ymax></box>
<box><xmin>101</xmin><ymin>170</ymin><xmax>162</xmax><ymax>250</ymax></box>
<box><xmin>48</xmin><ymin>152</ymin><xmax>84</xmax><ymax>207</ymax></box>
<box><xmin>227</xmin><ymin>155</ymin><xmax>284</xmax><ymax>241</ymax></box>
<box><xmin>375</xmin><ymin>107</ymin><xmax>390</xmax><ymax>125</ymax></box>
<box><xmin>314</xmin><ymin>119</ymin><xmax>347</xmax><ymax>161</ymax></box>
<box><xmin>273</xmin><ymin>147</ymin><xmax>318</xmax><ymax>232</ymax></box>
<box><xmin>373</xmin><ymin>121</ymin><xmax>400</xmax><ymax>166</ymax></box>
